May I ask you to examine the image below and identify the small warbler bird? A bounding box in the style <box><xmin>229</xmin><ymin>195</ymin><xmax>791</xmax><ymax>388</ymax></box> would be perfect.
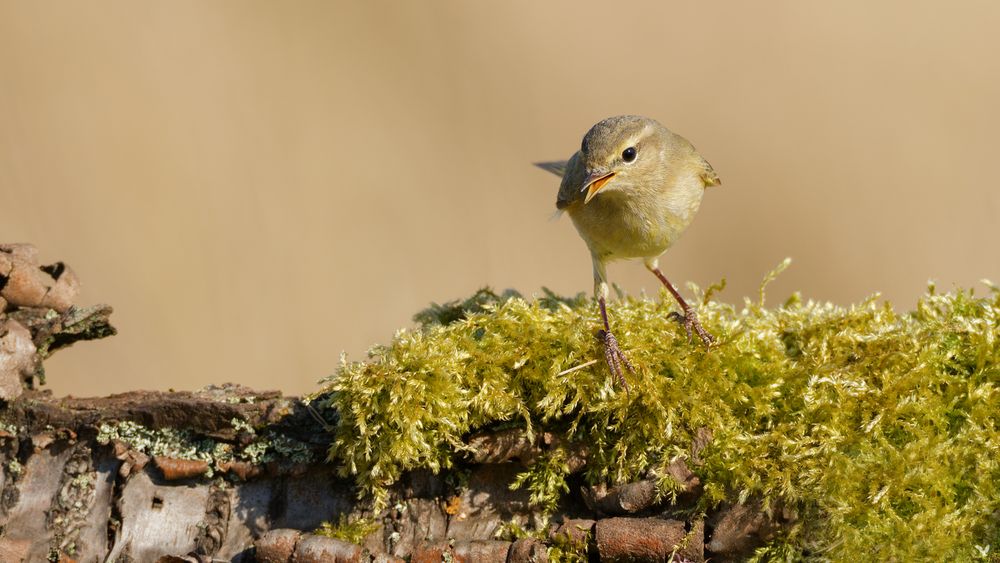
<box><xmin>536</xmin><ymin>115</ymin><xmax>721</xmax><ymax>391</ymax></box>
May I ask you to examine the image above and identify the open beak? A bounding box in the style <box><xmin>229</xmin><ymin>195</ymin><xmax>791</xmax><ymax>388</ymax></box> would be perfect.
<box><xmin>581</xmin><ymin>171</ymin><xmax>616</xmax><ymax>204</ymax></box>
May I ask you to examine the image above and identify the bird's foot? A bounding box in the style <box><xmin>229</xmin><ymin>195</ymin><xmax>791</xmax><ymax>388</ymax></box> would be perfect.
<box><xmin>598</xmin><ymin>329</ymin><xmax>634</xmax><ymax>393</ymax></box>
<box><xmin>667</xmin><ymin>308</ymin><xmax>715</xmax><ymax>348</ymax></box>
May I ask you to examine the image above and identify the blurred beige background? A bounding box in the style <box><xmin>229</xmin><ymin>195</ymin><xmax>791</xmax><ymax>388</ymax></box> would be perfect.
<box><xmin>2</xmin><ymin>1</ymin><xmax>998</xmax><ymax>397</ymax></box>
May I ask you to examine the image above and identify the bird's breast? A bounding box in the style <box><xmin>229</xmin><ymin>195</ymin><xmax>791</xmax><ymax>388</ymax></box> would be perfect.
<box><xmin>567</xmin><ymin>176</ymin><xmax>704</xmax><ymax>261</ymax></box>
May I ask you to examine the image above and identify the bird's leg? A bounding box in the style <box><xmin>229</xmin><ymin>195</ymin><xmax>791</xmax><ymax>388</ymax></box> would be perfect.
<box><xmin>597</xmin><ymin>295</ymin><xmax>634</xmax><ymax>394</ymax></box>
<box><xmin>591</xmin><ymin>259</ymin><xmax>633</xmax><ymax>393</ymax></box>
<box><xmin>645</xmin><ymin>261</ymin><xmax>714</xmax><ymax>347</ymax></box>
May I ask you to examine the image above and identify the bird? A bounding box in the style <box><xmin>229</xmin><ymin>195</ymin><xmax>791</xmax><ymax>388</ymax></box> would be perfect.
<box><xmin>535</xmin><ymin>115</ymin><xmax>721</xmax><ymax>391</ymax></box>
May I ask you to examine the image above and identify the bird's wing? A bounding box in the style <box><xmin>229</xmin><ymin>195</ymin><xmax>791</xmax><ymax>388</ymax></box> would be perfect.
<box><xmin>555</xmin><ymin>152</ymin><xmax>586</xmax><ymax>210</ymax></box>
<box><xmin>698</xmin><ymin>156</ymin><xmax>721</xmax><ymax>187</ymax></box>
<box><xmin>533</xmin><ymin>160</ymin><xmax>569</xmax><ymax>177</ymax></box>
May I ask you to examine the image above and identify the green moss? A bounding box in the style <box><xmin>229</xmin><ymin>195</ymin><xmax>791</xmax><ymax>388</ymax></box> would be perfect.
<box><xmin>509</xmin><ymin>448</ymin><xmax>570</xmax><ymax>513</ymax></box>
<box><xmin>315</xmin><ymin>267</ymin><xmax>1000</xmax><ymax>560</ymax></box>
<box><xmin>494</xmin><ymin>519</ymin><xmax>547</xmax><ymax>542</ymax></box>
<box><xmin>548</xmin><ymin>527</ymin><xmax>590</xmax><ymax>563</ymax></box>
<box><xmin>314</xmin><ymin>514</ymin><xmax>379</xmax><ymax>544</ymax></box>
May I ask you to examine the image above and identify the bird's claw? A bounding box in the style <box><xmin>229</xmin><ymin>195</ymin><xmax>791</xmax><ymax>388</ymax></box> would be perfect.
<box><xmin>598</xmin><ymin>329</ymin><xmax>634</xmax><ymax>394</ymax></box>
<box><xmin>667</xmin><ymin>309</ymin><xmax>715</xmax><ymax>348</ymax></box>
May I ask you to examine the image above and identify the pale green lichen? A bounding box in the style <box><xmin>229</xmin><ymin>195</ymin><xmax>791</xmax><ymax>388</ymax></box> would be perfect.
<box><xmin>226</xmin><ymin>396</ymin><xmax>257</xmax><ymax>404</ymax></box>
<box><xmin>238</xmin><ymin>431</ymin><xmax>314</xmax><ymax>466</ymax></box>
<box><xmin>96</xmin><ymin>420</ymin><xmax>313</xmax><ymax>475</ymax></box>
<box><xmin>239</xmin><ymin>440</ymin><xmax>269</xmax><ymax>465</ymax></box>
<box><xmin>97</xmin><ymin>421</ymin><xmax>218</xmax><ymax>464</ymax></box>
<box><xmin>48</xmin><ymin>447</ymin><xmax>97</xmax><ymax>558</ymax></box>
<box><xmin>316</xmin><ymin>267</ymin><xmax>1000</xmax><ymax>560</ymax></box>
<box><xmin>231</xmin><ymin>417</ymin><xmax>256</xmax><ymax>435</ymax></box>
<box><xmin>266</xmin><ymin>434</ymin><xmax>314</xmax><ymax>464</ymax></box>
<box><xmin>7</xmin><ymin>459</ymin><xmax>22</xmax><ymax>476</ymax></box>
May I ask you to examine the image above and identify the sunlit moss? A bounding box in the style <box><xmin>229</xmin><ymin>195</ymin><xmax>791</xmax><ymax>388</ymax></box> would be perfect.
<box><xmin>314</xmin><ymin>513</ymin><xmax>380</xmax><ymax>544</ymax></box>
<box><xmin>315</xmin><ymin>267</ymin><xmax>1000</xmax><ymax>560</ymax></box>
<box><xmin>510</xmin><ymin>448</ymin><xmax>571</xmax><ymax>514</ymax></box>
<box><xmin>548</xmin><ymin>524</ymin><xmax>590</xmax><ymax>563</ymax></box>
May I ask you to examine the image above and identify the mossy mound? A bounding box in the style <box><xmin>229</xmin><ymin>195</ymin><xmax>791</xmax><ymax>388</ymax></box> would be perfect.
<box><xmin>314</xmin><ymin>268</ymin><xmax>1000</xmax><ymax>560</ymax></box>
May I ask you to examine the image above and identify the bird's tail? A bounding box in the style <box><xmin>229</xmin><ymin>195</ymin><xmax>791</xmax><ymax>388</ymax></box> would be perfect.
<box><xmin>533</xmin><ymin>160</ymin><xmax>569</xmax><ymax>178</ymax></box>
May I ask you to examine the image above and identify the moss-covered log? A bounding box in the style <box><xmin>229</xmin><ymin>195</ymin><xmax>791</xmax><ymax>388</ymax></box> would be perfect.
<box><xmin>0</xmin><ymin>386</ymin><xmax>727</xmax><ymax>562</ymax></box>
<box><xmin>3</xmin><ymin>246</ymin><xmax>999</xmax><ymax>561</ymax></box>
<box><xmin>314</xmin><ymin>275</ymin><xmax>1000</xmax><ymax>561</ymax></box>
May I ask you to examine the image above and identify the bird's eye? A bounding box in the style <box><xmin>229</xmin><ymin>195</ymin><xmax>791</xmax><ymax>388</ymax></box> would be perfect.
<box><xmin>622</xmin><ymin>147</ymin><xmax>637</xmax><ymax>162</ymax></box>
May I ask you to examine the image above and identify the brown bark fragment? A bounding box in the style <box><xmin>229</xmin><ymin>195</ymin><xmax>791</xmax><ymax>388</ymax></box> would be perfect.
<box><xmin>447</xmin><ymin>464</ymin><xmax>532</xmax><ymax>541</ymax></box>
<box><xmin>508</xmin><ymin>538</ymin><xmax>549</xmax><ymax>563</ymax></box>
<box><xmin>254</xmin><ymin>528</ymin><xmax>302</xmax><ymax>563</ymax></box>
<box><xmin>551</xmin><ymin>518</ymin><xmax>595</xmax><ymax>546</ymax></box>
<box><xmin>106</xmin><ymin>469</ymin><xmax>211</xmax><ymax>561</ymax></box>
<box><xmin>0</xmin><ymin>319</ymin><xmax>34</xmax><ymax>400</ymax></box>
<box><xmin>705</xmin><ymin>502</ymin><xmax>780</xmax><ymax>560</ymax></box>
<box><xmin>665</xmin><ymin>458</ymin><xmax>701</xmax><ymax>495</ymax></box>
<box><xmin>595</xmin><ymin>517</ymin><xmax>702</xmax><ymax>562</ymax></box>
<box><xmin>583</xmin><ymin>480</ymin><xmax>657</xmax><ymax>515</ymax></box>
<box><xmin>0</xmin><ymin>244</ymin><xmax>38</xmax><ymax>263</ymax></box>
<box><xmin>72</xmin><ymin>455</ymin><xmax>120</xmax><ymax>563</ymax></box>
<box><xmin>0</xmin><ymin>538</ymin><xmax>32</xmax><ymax>562</ymax></box>
<box><xmin>115</xmin><ymin>445</ymin><xmax>150</xmax><ymax>479</ymax></box>
<box><xmin>410</xmin><ymin>541</ymin><xmax>453</xmax><ymax>563</ymax></box>
<box><xmin>218</xmin><ymin>459</ymin><xmax>264</xmax><ymax>480</ymax></box>
<box><xmin>31</xmin><ymin>432</ymin><xmax>55</xmax><ymax>451</ymax></box>
<box><xmin>688</xmin><ymin>520</ymin><xmax>706</xmax><ymax>561</ymax></box>
<box><xmin>615</xmin><ymin>480</ymin><xmax>658</xmax><ymax>512</ymax></box>
<box><xmin>0</xmin><ymin>244</ymin><xmax>79</xmax><ymax>313</ymax></box>
<box><xmin>452</xmin><ymin>539</ymin><xmax>511</xmax><ymax>563</ymax></box>
<box><xmin>0</xmin><ymin>443</ymin><xmax>76</xmax><ymax>559</ymax></box>
<box><xmin>293</xmin><ymin>534</ymin><xmax>363</xmax><ymax>563</ymax></box>
<box><xmin>389</xmin><ymin>497</ymin><xmax>448</xmax><ymax>558</ymax></box>
<box><xmin>25</xmin><ymin>388</ymin><xmax>268</xmax><ymax>437</ymax></box>
<box><xmin>465</xmin><ymin>430</ymin><xmax>589</xmax><ymax>473</ymax></box>
<box><xmin>541</xmin><ymin>432</ymin><xmax>589</xmax><ymax>473</ymax></box>
<box><xmin>0</xmin><ymin>252</ymin><xmax>11</xmax><ymax>277</ymax></box>
<box><xmin>467</xmin><ymin>428</ymin><xmax>541</xmax><ymax>464</ymax></box>
<box><xmin>691</xmin><ymin>427</ymin><xmax>712</xmax><ymax>466</ymax></box>
<box><xmin>39</xmin><ymin>263</ymin><xmax>80</xmax><ymax>313</ymax></box>
<box><xmin>156</xmin><ymin>556</ymin><xmax>202</xmax><ymax>563</ymax></box>
<box><xmin>154</xmin><ymin>456</ymin><xmax>210</xmax><ymax>480</ymax></box>
<box><xmin>0</xmin><ymin>262</ymin><xmax>49</xmax><ymax>309</ymax></box>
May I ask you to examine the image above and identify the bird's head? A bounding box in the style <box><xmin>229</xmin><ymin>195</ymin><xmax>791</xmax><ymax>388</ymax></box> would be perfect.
<box><xmin>579</xmin><ymin>115</ymin><xmax>669</xmax><ymax>204</ymax></box>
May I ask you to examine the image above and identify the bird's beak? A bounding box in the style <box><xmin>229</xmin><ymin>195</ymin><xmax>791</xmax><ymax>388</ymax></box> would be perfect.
<box><xmin>581</xmin><ymin>171</ymin><xmax>616</xmax><ymax>204</ymax></box>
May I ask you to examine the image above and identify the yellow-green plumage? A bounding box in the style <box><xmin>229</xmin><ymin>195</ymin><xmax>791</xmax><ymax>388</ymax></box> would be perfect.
<box><xmin>538</xmin><ymin>115</ymin><xmax>719</xmax><ymax>292</ymax></box>
<box><xmin>536</xmin><ymin>115</ymin><xmax>721</xmax><ymax>387</ymax></box>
